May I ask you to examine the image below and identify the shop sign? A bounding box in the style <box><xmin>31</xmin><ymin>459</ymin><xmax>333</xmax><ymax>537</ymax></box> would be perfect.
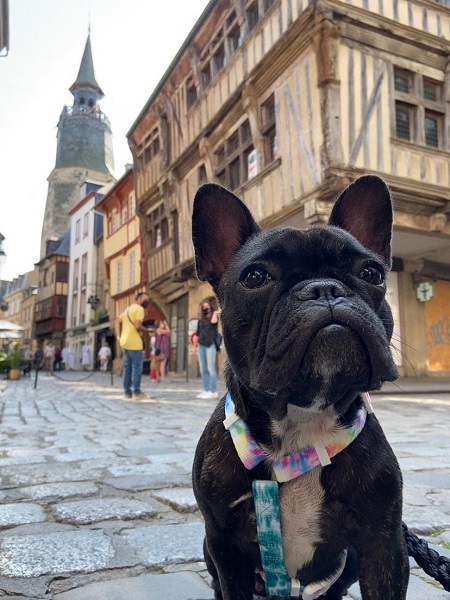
<box><xmin>416</xmin><ymin>282</ymin><xmax>434</xmax><ymax>302</ymax></box>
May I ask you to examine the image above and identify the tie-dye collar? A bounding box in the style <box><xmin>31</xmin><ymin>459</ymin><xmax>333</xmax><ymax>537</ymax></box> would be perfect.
<box><xmin>223</xmin><ymin>391</ymin><xmax>371</xmax><ymax>483</ymax></box>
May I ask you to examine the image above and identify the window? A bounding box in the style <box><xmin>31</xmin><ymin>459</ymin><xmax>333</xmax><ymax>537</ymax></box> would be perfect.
<box><xmin>72</xmin><ymin>296</ymin><xmax>78</xmax><ymax>326</ymax></box>
<box><xmin>424</xmin><ymin>79</ymin><xmax>440</xmax><ymax>102</ymax></box>
<box><xmin>393</xmin><ymin>68</ymin><xmax>445</xmax><ymax>149</ymax></box>
<box><xmin>172</xmin><ymin>209</ymin><xmax>180</xmax><ymax>265</ymax></box>
<box><xmin>75</xmin><ymin>219</ymin><xmax>81</xmax><ymax>243</ymax></box>
<box><xmin>83</xmin><ymin>213</ymin><xmax>89</xmax><ymax>238</ymax></box>
<box><xmin>73</xmin><ymin>259</ymin><xmax>79</xmax><ymax>291</ymax></box>
<box><xmin>111</xmin><ymin>207</ymin><xmax>121</xmax><ymax>233</ymax></box>
<box><xmin>121</xmin><ymin>201</ymin><xmax>128</xmax><ymax>224</ymax></box>
<box><xmin>395</xmin><ymin>104</ymin><xmax>414</xmax><ymax>141</ymax></box>
<box><xmin>394</xmin><ymin>69</ymin><xmax>411</xmax><ymax>93</ymax></box>
<box><xmin>262</xmin><ymin>94</ymin><xmax>277</xmax><ymax>164</ymax></box>
<box><xmin>56</xmin><ymin>296</ymin><xmax>66</xmax><ymax>318</ymax></box>
<box><xmin>43</xmin><ymin>298</ymin><xmax>52</xmax><ymax>320</ymax></box>
<box><xmin>214</xmin><ymin>120</ymin><xmax>254</xmax><ymax>190</ymax></box>
<box><xmin>56</xmin><ymin>262</ymin><xmax>68</xmax><ymax>282</ymax></box>
<box><xmin>227</xmin><ymin>25</ymin><xmax>241</xmax><ymax>54</ymax></box>
<box><xmin>194</xmin><ymin>8</ymin><xmax>243</xmax><ymax>96</ymax></box>
<box><xmin>116</xmin><ymin>260</ymin><xmax>123</xmax><ymax>294</ymax></box>
<box><xmin>201</xmin><ymin>64</ymin><xmax>211</xmax><ymax>89</ymax></box>
<box><xmin>212</xmin><ymin>44</ymin><xmax>225</xmax><ymax>77</ymax></box>
<box><xmin>146</xmin><ymin>204</ymin><xmax>169</xmax><ymax>250</ymax></box>
<box><xmin>246</xmin><ymin>1</ymin><xmax>259</xmax><ymax>32</ymax></box>
<box><xmin>81</xmin><ymin>253</ymin><xmax>87</xmax><ymax>288</ymax></box>
<box><xmin>142</xmin><ymin>128</ymin><xmax>160</xmax><ymax>165</ymax></box>
<box><xmin>128</xmin><ymin>192</ymin><xmax>136</xmax><ymax>217</ymax></box>
<box><xmin>186</xmin><ymin>78</ymin><xmax>198</xmax><ymax>110</ymax></box>
<box><xmin>129</xmin><ymin>252</ymin><xmax>136</xmax><ymax>288</ymax></box>
<box><xmin>425</xmin><ymin>112</ymin><xmax>441</xmax><ymax>148</ymax></box>
<box><xmin>80</xmin><ymin>290</ymin><xmax>86</xmax><ymax>323</ymax></box>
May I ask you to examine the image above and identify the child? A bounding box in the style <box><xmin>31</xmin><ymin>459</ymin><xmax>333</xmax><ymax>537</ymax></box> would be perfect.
<box><xmin>150</xmin><ymin>348</ymin><xmax>162</xmax><ymax>381</ymax></box>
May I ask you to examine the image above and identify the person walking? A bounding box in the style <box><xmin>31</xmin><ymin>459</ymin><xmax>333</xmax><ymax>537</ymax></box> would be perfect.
<box><xmin>43</xmin><ymin>340</ymin><xmax>55</xmax><ymax>376</ymax></box>
<box><xmin>97</xmin><ymin>342</ymin><xmax>112</xmax><ymax>372</ymax></box>
<box><xmin>33</xmin><ymin>346</ymin><xmax>44</xmax><ymax>371</ymax></box>
<box><xmin>81</xmin><ymin>342</ymin><xmax>91</xmax><ymax>371</ymax></box>
<box><xmin>154</xmin><ymin>319</ymin><xmax>171</xmax><ymax>382</ymax></box>
<box><xmin>193</xmin><ymin>298</ymin><xmax>220</xmax><ymax>399</ymax></box>
<box><xmin>54</xmin><ymin>346</ymin><xmax>62</xmax><ymax>371</ymax></box>
<box><xmin>115</xmin><ymin>291</ymin><xmax>151</xmax><ymax>400</ymax></box>
<box><xmin>62</xmin><ymin>345</ymin><xmax>76</xmax><ymax>371</ymax></box>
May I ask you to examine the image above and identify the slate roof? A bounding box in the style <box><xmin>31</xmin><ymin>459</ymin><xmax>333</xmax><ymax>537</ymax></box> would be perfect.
<box><xmin>69</xmin><ymin>34</ymin><xmax>104</xmax><ymax>97</ymax></box>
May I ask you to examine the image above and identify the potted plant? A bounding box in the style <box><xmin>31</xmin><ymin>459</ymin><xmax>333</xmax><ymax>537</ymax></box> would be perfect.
<box><xmin>0</xmin><ymin>351</ymin><xmax>8</xmax><ymax>377</ymax></box>
<box><xmin>8</xmin><ymin>344</ymin><xmax>23</xmax><ymax>380</ymax></box>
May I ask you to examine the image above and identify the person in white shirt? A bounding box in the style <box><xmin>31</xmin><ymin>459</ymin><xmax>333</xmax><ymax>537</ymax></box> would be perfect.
<box><xmin>97</xmin><ymin>343</ymin><xmax>112</xmax><ymax>372</ymax></box>
<box><xmin>81</xmin><ymin>343</ymin><xmax>91</xmax><ymax>371</ymax></box>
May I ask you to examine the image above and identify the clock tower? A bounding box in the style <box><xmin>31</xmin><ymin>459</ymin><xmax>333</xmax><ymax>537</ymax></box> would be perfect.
<box><xmin>40</xmin><ymin>34</ymin><xmax>115</xmax><ymax>258</ymax></box>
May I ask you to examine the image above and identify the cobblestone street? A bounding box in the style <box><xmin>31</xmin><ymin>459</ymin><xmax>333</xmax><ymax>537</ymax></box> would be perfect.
<box><xmin>0</xmin><ymin>372</ymin><xmax>449</xmax><ymax>599</ymax></box>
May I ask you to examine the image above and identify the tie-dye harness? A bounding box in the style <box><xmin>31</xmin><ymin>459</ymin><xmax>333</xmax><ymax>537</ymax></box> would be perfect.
<box><xmin>223</xmin><ymin>392</ymin><xmax>372</xmax><ymax>597</ymax></box>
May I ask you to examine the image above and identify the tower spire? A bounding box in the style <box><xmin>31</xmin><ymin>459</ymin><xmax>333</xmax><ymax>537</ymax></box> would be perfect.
<box><xmin>69</xmin><ymin>34</ymin><xmax>103</xmax><ymax>97</ymax></box>
<box><xmin>39</xmin><ymin>31</ymin><xmax>114</xmax><ymax>259</ymax></box>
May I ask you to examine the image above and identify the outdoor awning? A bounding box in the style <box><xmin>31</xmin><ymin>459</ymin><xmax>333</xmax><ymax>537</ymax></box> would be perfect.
<box><xmin>0</xmin><ymin>320</ymin><xmax>25</xmax><ymax>339</ymax></box>
<box><xmin>0</xmin><ymin>331</ymin><xmax>23</xmax><ymax>339</ymax></box>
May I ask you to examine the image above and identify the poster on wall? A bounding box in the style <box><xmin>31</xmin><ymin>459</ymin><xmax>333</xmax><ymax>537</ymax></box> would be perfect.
<box><xmin>424</xmin><ymin>280</ymin><xmax>450</xmax><ymax>372</ymax></box>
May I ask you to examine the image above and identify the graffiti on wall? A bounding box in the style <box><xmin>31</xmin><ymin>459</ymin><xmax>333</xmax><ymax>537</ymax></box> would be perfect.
<box><xmin>425</xmin><ymin>280</ymin><xmax>450</xmax><ymax>371</ymax></box>
<box><xmin>430</xmin><ymin>317</ymin><xmax>450</xmax><ymax>346</ymax></box>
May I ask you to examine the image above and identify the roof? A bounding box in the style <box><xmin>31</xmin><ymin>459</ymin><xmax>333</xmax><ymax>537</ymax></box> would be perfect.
<box><xmin>69</xmin><ymin>34</ymin><xmax>104</xmax><ymax>97</ymax></box>
<box><xmin>37</xmin><ymin>229</ymin><xmax>71</xmax><ymax>265</ymax></box>
<box><xmin>68</xmin><ymin>190</ymin><xmax>97</xmax><ymax>217</ymax></box>
<box><xmin>53</xmin><ymin>228</ymin><xmax>71</xmax><ymax>257</ymax></box>
<box><xmin>95</xmin><ymin>167</ymin><xmax>133</xmax><ymax>211</ymax></box>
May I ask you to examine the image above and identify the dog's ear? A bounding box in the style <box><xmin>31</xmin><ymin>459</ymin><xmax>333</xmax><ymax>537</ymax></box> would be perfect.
<box><xmin>329</xmin><ymin>175</ymin><xmax>393</xmax><ymax>266</ymax></box>
<box><xmin>192</xmin><ymin>184</ymin><xmax>261</xmax><ymax>286</ymax></box>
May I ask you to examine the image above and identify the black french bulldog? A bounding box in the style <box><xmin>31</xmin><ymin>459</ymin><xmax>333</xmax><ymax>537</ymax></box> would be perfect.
<box><xmin>192</xmin><ymin>175</ymin><xmax>409</xmax><ymax>600</ymax></box>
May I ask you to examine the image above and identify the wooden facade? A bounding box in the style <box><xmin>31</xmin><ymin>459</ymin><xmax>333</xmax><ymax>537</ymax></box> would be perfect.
<box><xmin>34</xmin><ymin>243</ymin><xmax>69</xmax><ymax>343</ymax></box>
<box><xmin>128</xmin><ymin>0</ymin><xmax>450</xmax><ymax>376</ymax></box>
<box><xmin>97</xmin><ymin>169</ymin><xmax>164</xmax><ymax>368</ymax></box>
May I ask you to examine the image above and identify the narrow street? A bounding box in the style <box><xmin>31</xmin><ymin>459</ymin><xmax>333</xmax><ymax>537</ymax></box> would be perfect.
<box><xmin>0</xmin><ymin>373</ymin><xmax>449</xmax><ymax>599</ymax></box>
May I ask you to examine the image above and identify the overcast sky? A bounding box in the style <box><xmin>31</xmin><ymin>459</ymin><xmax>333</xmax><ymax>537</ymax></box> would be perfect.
<box><xmin>0</xmin><ymin>0</ymin><xmax>210</xmax><ymax>281</ymax></box>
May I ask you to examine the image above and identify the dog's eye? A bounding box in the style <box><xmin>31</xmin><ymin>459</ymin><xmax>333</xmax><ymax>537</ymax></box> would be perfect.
<box><xmin>241</xmin><ymin>268</ymin><xmax>271</xmax><ymax>289</ymax></box>
<box><xmin>359</xmin><ymin>265</ymin><xmax>384</xmax><ymax>286</ymax></box>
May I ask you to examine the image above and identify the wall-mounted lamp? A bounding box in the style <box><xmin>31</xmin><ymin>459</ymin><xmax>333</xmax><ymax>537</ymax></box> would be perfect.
<box><xmin>412</xmin><ymin>271</ymin><xmax>422</xmax><ymax>286</ymax></box>
<box><xmin>87</xmin><ymin>295</ymin><xmax>100</xmax><ymax>310</ymax></box>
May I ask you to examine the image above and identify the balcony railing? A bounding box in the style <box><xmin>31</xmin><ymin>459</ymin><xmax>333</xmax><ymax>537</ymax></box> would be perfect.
<box><xmin>60</xmin><ymin>105</ymin><xmax>111</xmax><ymax>128</ymax></box>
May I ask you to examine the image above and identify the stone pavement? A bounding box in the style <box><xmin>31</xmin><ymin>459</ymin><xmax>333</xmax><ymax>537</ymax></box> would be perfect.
<box><xmin>0</xmin><ymin>371</ymin><xmax>449</xmax><ymax>599</ymax></box>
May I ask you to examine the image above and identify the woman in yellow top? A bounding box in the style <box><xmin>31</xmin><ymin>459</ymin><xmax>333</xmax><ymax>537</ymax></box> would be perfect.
<box><xmin>115</xmin><ymin>291</ymin><xmax>150</xmax><ymax>400</ymax></box>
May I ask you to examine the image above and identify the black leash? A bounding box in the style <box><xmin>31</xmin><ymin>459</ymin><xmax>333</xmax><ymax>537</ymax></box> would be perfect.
<box><xmin>403</xmin><ymin>521</ymin><xmax>450</xmax><ymax>591</ymax></box>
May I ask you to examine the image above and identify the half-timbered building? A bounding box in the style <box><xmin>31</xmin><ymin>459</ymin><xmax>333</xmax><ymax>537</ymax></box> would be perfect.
<box><xmin>128</xmin><ymin>0</ymin><xmax>450</xmax><ymax>376</ymax></box>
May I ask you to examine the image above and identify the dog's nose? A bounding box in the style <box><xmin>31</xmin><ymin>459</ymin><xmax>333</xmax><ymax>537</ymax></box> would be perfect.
<box><xmin>297</xmin><ymin>280</ymin><xmax>348</xmax><ymax>301</ymax></box>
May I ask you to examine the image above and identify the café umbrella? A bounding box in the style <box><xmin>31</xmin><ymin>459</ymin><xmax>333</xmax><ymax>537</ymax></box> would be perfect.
<box><xmin>0</xmin><ymin>320</ymin><xmax>25</xmax><ymax>340</ymax></box>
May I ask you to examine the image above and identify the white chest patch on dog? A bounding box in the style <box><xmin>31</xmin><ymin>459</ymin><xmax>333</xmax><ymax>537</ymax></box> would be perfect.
<box><xmin>268</xmin><ymin>405</ymin><xmax>342</xmax><ymax>577</ymax></box>
<box><xmin>279</xmin><ymin>468</ymin><xmax>324</xmax><ymax>576</ymax></box>
<box><xmin>270</xmin><ymin>404</ymin><xmax>343</xmax><ymax>458</ymax></box>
